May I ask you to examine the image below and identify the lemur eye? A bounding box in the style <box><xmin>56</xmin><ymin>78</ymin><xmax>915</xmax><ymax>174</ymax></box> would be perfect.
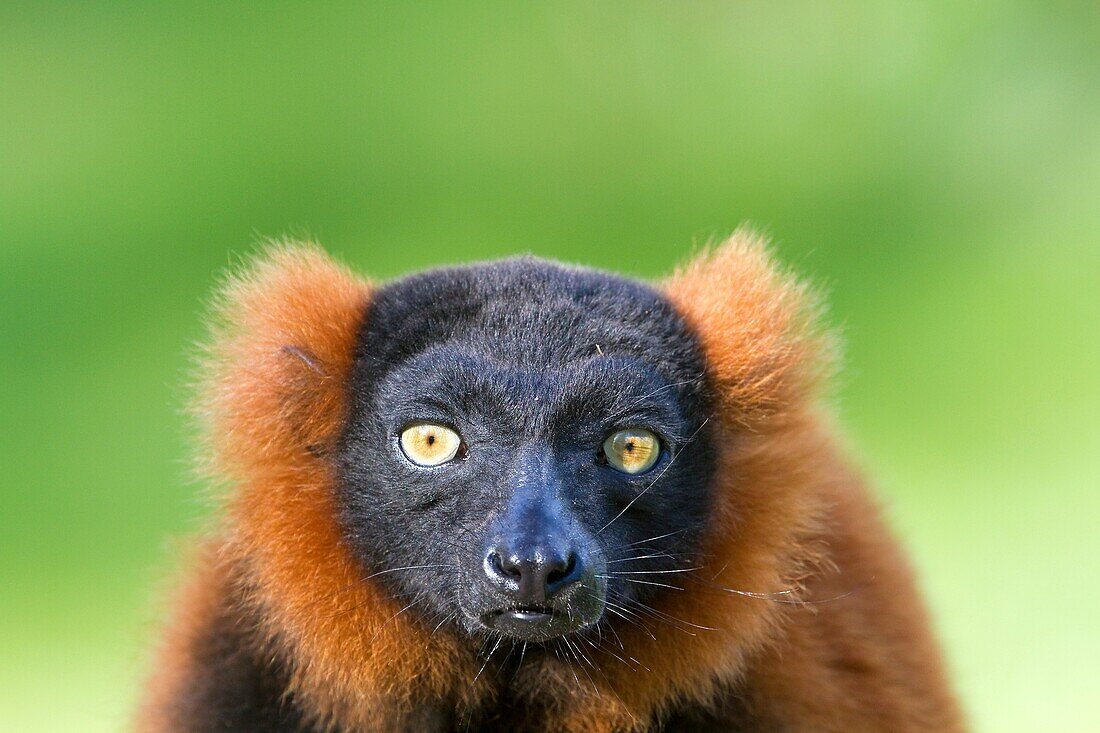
<box><xmin>399</xmin><ymin>422</ymin><xmax>463</xmax><ymax>466</ymax></box>
<box><xmin>602</xmin><ymin>428</ymin><xmax>661</xmax><ymax>475</ymax></box>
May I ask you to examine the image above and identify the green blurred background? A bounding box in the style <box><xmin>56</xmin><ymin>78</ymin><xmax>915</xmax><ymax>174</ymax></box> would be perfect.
<box><xmin>2</xmin><ymin>3</ymin><xmax>1098</xmax><ymax>731</ymax></box>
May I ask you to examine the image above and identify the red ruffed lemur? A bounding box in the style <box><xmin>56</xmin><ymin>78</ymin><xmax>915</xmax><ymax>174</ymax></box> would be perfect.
<box><xmin>136</xmin><ymin>231</ymin><xmax>965</xmax><ymax>732</ymax></box>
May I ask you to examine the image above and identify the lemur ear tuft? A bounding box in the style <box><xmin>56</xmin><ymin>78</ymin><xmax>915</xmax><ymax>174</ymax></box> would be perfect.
<box><xmin>196</xmin><ymin>242</ymin><xmax>371</xmax><ymax>480</ymax></box>
<box><xmin>663</xmin><ymin>228</ymin><xmax>835</xmax><ymax>426</ymax></box>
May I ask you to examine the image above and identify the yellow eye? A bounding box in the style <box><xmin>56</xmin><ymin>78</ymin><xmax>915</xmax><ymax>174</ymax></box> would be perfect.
<box><xmin>602</xmin><ymin>428</ymin><xmax>661</xmax><ymax>475</ymax></box>
<box><xmin>399</xmin><ymin>422</ymin><xmax>463</xmax><ymax>466</ymax></box>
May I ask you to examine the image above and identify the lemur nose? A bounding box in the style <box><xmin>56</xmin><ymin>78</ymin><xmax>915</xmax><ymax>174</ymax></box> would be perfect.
<box><xmin>484</xmin><ymin>542</ymin><xmax>584</xmax><ymax>604</ymax></box>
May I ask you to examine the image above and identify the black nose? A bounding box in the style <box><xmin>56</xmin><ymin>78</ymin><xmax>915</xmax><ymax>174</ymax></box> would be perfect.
<box><xmin>484</xmin><ymin>542</ymin><xmax>584</xmax><ymax>604</ymax></box>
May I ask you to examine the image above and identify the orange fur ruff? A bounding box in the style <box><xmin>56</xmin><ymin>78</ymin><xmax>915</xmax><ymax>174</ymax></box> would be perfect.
<box><xmin>138</xmin><ymin>233</ymin><xmax>965</xmax><ymax>732</ymax></box>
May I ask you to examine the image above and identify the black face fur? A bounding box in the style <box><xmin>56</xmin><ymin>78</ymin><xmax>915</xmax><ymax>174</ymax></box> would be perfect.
<box><xmin>337</xmin><ymin>257</ymin><xmax>716</xmax><ymax>647</ymax></box>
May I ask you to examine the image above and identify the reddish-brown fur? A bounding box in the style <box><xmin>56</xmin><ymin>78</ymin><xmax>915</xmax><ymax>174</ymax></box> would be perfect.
<box><xmin>138</xmin><ymin>233</ymin><xmax>965</xmax><ymax>732</ymax></box>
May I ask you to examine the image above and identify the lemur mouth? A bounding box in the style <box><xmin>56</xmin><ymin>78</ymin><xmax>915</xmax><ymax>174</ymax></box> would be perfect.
<box><xmin>489</xmin><ymin>605</ymin><xmax>558</xmax><ymax>623</ymax></box>
<box><xmin>480</xmin><ymin>604</ymin><xmax>574</xmax><ymax>639</ymax></box>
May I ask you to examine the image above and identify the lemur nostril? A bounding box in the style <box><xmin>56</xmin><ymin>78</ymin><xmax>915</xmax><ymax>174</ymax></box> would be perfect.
<box><xmin>487</xmin><ymin>552</ymin><xmax>519</xmax><ymax>579</ymax></box>
<box><xmin>546</xmin><ymin>553</ymin><xmax>577</xmax><ymax>585</ymax></box>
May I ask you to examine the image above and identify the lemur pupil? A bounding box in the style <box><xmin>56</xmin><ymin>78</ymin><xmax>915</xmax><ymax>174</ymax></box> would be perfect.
<box><xmin>427</xmin><ymin>435</ymin><xmax>436</xmax><ymax>446</ymax></box>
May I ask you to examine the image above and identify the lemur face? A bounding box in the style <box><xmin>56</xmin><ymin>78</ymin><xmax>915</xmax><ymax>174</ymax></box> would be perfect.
<box><xmin>337</xmin><ymin>259</ymin><xmax>716</xmax><ymax>644</ymax></box>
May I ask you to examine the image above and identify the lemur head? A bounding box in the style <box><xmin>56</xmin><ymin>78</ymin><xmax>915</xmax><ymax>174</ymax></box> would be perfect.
<box><xmin>200</xmin><ymin>233</ymin><xmax>830</xmax><ymax>728</ymax></box>
<box><xmin>337</xmin><ymin>258</ymin><xmax>716</xmax><ymax>642</ymax></box>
